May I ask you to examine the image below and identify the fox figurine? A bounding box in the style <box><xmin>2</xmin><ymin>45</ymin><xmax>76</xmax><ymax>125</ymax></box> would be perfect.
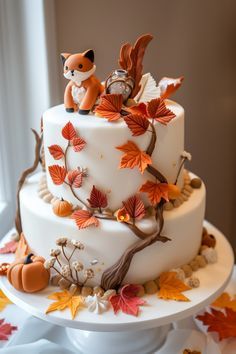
<box><xmin>61</xmin><ymin>49</ymin><xmax>104</xmax><ymax>115</ymax></box>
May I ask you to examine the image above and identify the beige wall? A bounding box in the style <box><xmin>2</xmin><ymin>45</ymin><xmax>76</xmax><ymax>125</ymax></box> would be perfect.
<box><xmin>54</xmin><ymin>0</ymin><xmax>236</xmax><ymax>250</ymax></box>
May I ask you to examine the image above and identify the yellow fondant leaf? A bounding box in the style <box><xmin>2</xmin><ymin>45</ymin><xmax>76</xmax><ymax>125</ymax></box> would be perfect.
<box><xmin>0</xmin><ymin>290</ymin><xmax>12</xmax><ymax>311</ymax></box>
<box><xmin>158</xmin><ymin>271</ymin><xmax>191</xmax><ymax>302</ymax></box>
<box><xmin>212</xmin><ymin>292</ymin><xmax>236</xmax><ymax>312</ymax></box>
<box><xmin>46</xmin><ymin>290</ymin><xmax>85</xmax><ymax>319</ymax></box>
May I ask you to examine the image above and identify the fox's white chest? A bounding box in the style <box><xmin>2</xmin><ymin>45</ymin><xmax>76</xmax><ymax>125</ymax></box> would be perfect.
<box><xmin>72</xmin><ymin>85</ymin><xmax>86</xmax><ymax>104</ymax></box>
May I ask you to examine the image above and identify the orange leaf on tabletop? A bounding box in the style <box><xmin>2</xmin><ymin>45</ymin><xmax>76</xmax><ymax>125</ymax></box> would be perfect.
<box><xmin>62</xmin><ymin>121</ymin><xmax>77</xmax><ymax>140</ymax></box>
<box><xmin>116</xmin><ymin>140</ymin><xmax>152</xmax><ymax>174</ymax></box>
<box><xmin>158</xmin><ymin>271</ymin><xmax>191</xmax><ymax>301</ymax></box>
<box><xmin>158</xmin><ymin>76</ymin><xmax>184</xmax><ymax>100</ymax></box>
<box><xmin>110</xmin><ymin>284</ymin><xmax>146</xmax><ymax>316</ymax></box>
<box><xmin>168</xmin><ymin>184</ymin><xmax>181</xmax><ymax>200</ymax></box>
<box><xmin>46</xmin><ymin>290</ymin><xmax>85</xmax><ymax>319</ymax></box>
<box><xmin>87</xmin><ymin>185</ymin><xmax>108</xmax><ymax>209</ymax></box>
<box><xmin>116</xmin><ymin>207</ymin><xmax>130</xmax><ymax>222</ymax></box>
<box><xmin>0</xmin><ymin>319</ymin><xmax>17</xmax><ymax>340</ymax></box>
<box><xmin>127</xmin><ymin>102</ymin><xmax>148</xmax><ymax>116</ymax></box>
<box><xmin>140</xmin><ymin>181</ymin><xmax>169</xmax><ymax>206</ymax></box>
<box><xmin>122</xmin><ymin>195</ymin><xmax>145</xmax><ymax>220</ymax></box>
<box><xmin>124</xmin><ymin>114</ymin><xmax>149</xmax><ymax>136</ymax></box>
<box><xmin>67</xmin><ymin>170</ymin><xmax>83</xmax><ymax>188</ymax></box>
<box><xmin>71</xmin><ymin>137</ymin><xmax>86</xmax><ymax>152</ymax></box>
<box><xmin>0</xmin><ymin>290</ymin><xmax>12</xmax><ymax>312</ymax></box>
<box><xmin>48</xmin><ymin>145</ymin><xmax>64</xmax><ymax>160</ymax></box>
<box><xmin>0</xmin><ymin>241</ymin><xmax>18</xmax><ymax>254</ymax></box>
<box><xmin>95</xmin><ymin>94</ymin><xmax>123</xmax><ymax>121</ymax></box>
<box><xmin>212</xmin><ymin>292</ymin><xmax>236</xmax><ymax>312</ymax></box>
<box><xmin>147</xmin><ymin>98</ymin><xmax>175</xmax><ymax>125</ymax></box>
<box><xmin>72</xmin><ymin>210</ymin><xmax>99</xmax><ymax>229</ymax></box>
<box><xmin>196</xmin><ymin>308</ymin><xmax>236</xmax><ymax>340</ymax></box>
<box><xmin>15</xmin><ymin>233</ymin><xmax>29</xmax><ymax>260</ymax></box>
<box><xmin>48</xmin><ymin>165</ymin><xmax>67</xmax><ymax>185</ymax></box>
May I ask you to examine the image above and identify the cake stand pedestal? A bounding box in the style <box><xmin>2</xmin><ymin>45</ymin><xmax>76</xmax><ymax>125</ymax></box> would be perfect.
<box><xmin>0</xmin><ymin>221</ymin><xmax>234</xmax><ymax>354</ymax></box>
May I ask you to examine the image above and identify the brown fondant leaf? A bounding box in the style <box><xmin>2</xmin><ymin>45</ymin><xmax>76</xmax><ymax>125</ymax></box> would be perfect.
<box><xmin>116</xmin><ymin>140</ymin><xmax>152</xmax><ymax>174</ymax></box>
<box><xmin>48</xmin><ymin>165</ymin><xmax>67</xmax><ymax>185</ymax></box>
<box><xmin>0</xmin><ymin>241</ymin><xmax>18</xmax><ymax>254</ymax></box>
<box><xmin>158</xmin><ymin>272</ymin><xmax>191</xmax><ymax>301</ymax></box>
<box><xmin>94</xmin><ymin>94</ymin><xmax>123</xmax><ymax>121</ymax></box>
<box><xmin>122</xmin><ymin>195</ymin><xmax>145</xmax><ymax>220</ymax></box>
<box><xmin>71</xmin><ymin>137</ymin><xmax>86</xmax><ymax>152</ymax></box>
<box><xmin>62</xmin><ymin>121</ymin><xmax>77</xmax><ymax>140</ymax></box>
<box><xmin>158</xmin><ymin>76</ymin><xmax>184</xmax><ymax>100</ymax></box>
<box><xmin>87</xmin><ymin>185</ymin><xmax>108</xmax><ymax>209</ymax></box>
<box><xmin>48</xmin><ymin>145</ymin><xmax>64</xmax><ymax>160</ymax></box>
<box><xmin>15</xmin><ymin>233</ymin><xmax>29</xmax><ymax>260</ymax></box>
<box><xmin>119</xmin><ymin>34</ymin><xmax>153</xmax><ymax>98</ymax></box>
<box><xmin>147</xmin><ymin>98</ymin><xmax>175</xmax><ymax>125</ymax></box>
<box><xmin>124</xmin><ymin>114</ymin><xmax>149</xmax><ymax>136</ymax></box>
<box><xmin>139</xmin><ymin>180</ymin><xmax>169</xmax><ymax>205</ymax></box>
<box><xmin>46</xmin><ymin>290</ymin><xmax>85</xmax><ymax>319</ymax></box>
<box><xmin>67</xmin><ymin>170</ymin><xmax>83</xmax><ymax>188</ymax></box>
<box><xmin>72</xmin><ymin>210</ymin><xmax>99</xmax><ymax>229</ymax></box>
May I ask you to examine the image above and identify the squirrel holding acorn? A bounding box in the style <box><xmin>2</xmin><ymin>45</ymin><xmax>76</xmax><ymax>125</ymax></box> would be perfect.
<box><xmin>61</xmin><ymin>49</ymin><xmax>104</xmax><ymax>115</ymax></box>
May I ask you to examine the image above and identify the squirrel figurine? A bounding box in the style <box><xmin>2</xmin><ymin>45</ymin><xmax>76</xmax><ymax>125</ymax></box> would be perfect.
<box><xmin>61</xmin><ymin>49</ymin><xmax>104</xmax><ymax>115</ymax></box>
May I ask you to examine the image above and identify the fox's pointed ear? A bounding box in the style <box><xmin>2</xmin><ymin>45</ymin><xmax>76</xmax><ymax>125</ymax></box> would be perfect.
<box><xmin>60</xmin><ymin>53</ymin><xmax>71</xmax><ymax>66</ymax></box>
<box><xmin>83</xmin><ymin>49</ymin><xmax>94</xmax><ymax>63</ymax></box>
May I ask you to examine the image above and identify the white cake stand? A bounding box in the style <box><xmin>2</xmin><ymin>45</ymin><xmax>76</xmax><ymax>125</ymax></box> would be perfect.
<box><xmin>0</xmin><ymin>221</ymin><xmax>234</xmax><ymax>354</ymax></box>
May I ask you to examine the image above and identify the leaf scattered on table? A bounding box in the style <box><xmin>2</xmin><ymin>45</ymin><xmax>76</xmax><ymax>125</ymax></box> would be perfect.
<box><xmin>46</xmin><ymin>290</ymin><xmax>85</xmax><ymax>319</ymax></box>
<box><xmin>110</xmin><ymin>284</ymin><xmax>145</xmax><ymax>316</ymax></box>
<box><xmin>87</xmin><ymin>185</ymin><xmax>108</xmax><ymax>209</ymax></box>
<box><xmin>196</xmin><ymin>307</ymin><xmax>236</xmax><ymax>340</ymax></box>
<box><xmin>158</xmin><ymin>272</ymin><xmax>191</xmax><ymax>301</ymax></box>
<box><xmin>0</xmin><ymin>290</ymin><xmax>12</xmax><ymax>312</ymax></box>
<box><xmin>72</xmin><ymin>210</ymin><xmax>99</xmax><ymax>229</ymax></box>
<box><xmin>0</xmin><ymin>241</ymin><xmax>18</xmax><ymax>254</ymax></box>
<box><xmin>15</xmin><ymin>233</ymin><xmax>30</xmax><ymax>260</ymax></box>
<box><xmin>116</xmin><ymin>140</ymin><xmax>152</xmax><ymax>174</ymax></box>
<box><xmin>212</xmin><ymin>292</ymin><xmax>236</xmax><ymax>312</ymax></box>
<box><xmin>0</xmin><ymin>319</ymin><xmax>17</xmax><ymax>340</ymax></box>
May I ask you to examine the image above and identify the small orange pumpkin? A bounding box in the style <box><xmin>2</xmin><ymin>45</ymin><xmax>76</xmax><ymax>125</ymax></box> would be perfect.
<box><xmin>52</xmin><ymin>198</ymin><xmax>73</xmax><ymax>217</ymax></box>
<box><xmin>7</xmin><ymin>254</ymin><xmax>50</xmax><ymax>293</ymax></box>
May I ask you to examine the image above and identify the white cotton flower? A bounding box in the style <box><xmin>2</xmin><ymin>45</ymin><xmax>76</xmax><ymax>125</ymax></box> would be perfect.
<box><xmin>50</xmin><ymin>248</ymin><xmax>61</xmax><ymax>257</ymax></box>
<box><xmin>181</xmin><ymin>151</ymin><xmax>192</xmax><ymax>161</ymax></box>
<box><xmin>85</xmin><ymin>294</ymin><xmax>110</xmax><ymax>314</ymax></box>
<box><xmin>84</xmin><ymin>268</ymin><xmax>94</xmax><ymax>279</ymax></box>
<box><xmin>72</xmin><ymin>261</ymin><xmax>84</xmax><ymax>272</ymax></box>
<box><xmin>44</xmin><ymin>257</ymin><xmax>56</xmax><ymax>269</ymax></box>
<box><xmin>61</xmin><ymin>264</ymin><xmax>70</xmax><ymax>277</ymax></box>
<box><xmin>71</xmin><ymin>240</ymin><xmax>84</xmax><ymax>250</ymax></box>
<box><xmin>56</xmin><ymin>237</ymin><xmax>68</xmax><ymax>246</ymax></box>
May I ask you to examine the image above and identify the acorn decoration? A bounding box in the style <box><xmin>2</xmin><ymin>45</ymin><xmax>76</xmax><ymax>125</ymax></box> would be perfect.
<box><xmin>7</xmin><ymin>254</ymin><xmax>50</xmax><ymax>293</ymax></box>
<box><xmin>52</xmin><ymin>198</ymin><xmax>73</xmax><ymax>217</ymax></box>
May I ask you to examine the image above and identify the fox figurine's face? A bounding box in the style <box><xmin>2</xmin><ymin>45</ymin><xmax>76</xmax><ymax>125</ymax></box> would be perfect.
<box><xmin>61</xmin><ymin>49</ymin><xmax>96</xmax><ymax>86</ymax></box>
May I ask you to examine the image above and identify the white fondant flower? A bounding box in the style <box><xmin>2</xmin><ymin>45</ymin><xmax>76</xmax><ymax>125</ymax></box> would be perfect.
<box><xmin>84</xmin><ymin>268</ymin><xmax>94</xmax><ymax>279</ymax></box>
<box><xmin>181</xmin><ymin>151</ymin><xmax>192</xmax><ymax>161</ymax></box>
<box><xmin>72</xmin><ymin>261</ymin><xmax>84</xmax><ymax>272</ymax></box>
<box><xmin>56</xmin><ymin>237</ymin><xmax>68</xmax><ymax>246</ymax></box>
<box><xmin>44</xmin><ymin>257</ymin><xmax>56</xmax><ymax>269</ymax></box>
<box><xmin>70</xmin><ymin>240</ymin><xmax>84</xmax><ymax>250</ymax></box>
<box><xmin>85</xmin><ymin>294</ymin><xmax>110</xmax><ymax>314</ymax></box>
<box><xmin>61</xmin><ymin>264</ymin><xmax>70</xmax><ymax>277</ymax></box>
<box><xmin>50</xmin><ymin>248</ymin><xmax>61</xmax><ymax>257</ymax></box>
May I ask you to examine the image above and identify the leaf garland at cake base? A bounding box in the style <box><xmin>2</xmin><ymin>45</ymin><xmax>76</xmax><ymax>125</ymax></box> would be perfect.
<box><xmin>110</xmin><ymin>284</ymin><xmax>145</xmax><ymax>316</ymax></box>
<box><xmin>157</xmin><ymin>272</ymin><xmax>191</xmax><ymax>301</ymax></box>
<box><xmin>46</xmin><ymin>290</ymin><xmax>85</xmax><ymax>319</ymax></box>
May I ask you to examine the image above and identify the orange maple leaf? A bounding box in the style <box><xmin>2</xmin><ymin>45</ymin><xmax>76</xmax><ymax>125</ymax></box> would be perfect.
<box><xmin>48</xmin><ymin>165</ymin><xmax>67</xmax><ymax>185</ymax></box>
<box><xmin>196</xmin><ymin>307</ymin><xmax>236</xmax><ymax>340</ymax></box>
<box><xmin>212</xmin><ymin>292</ymin><xmax>236</xmax><ymax>312</ymax></box>
<box><xmin>46</xmin><ymin>290</ymin><xmax>85</xmax><ymax>319</ymax></box>
<box><xmin>95</xmin><ymin>94</ymin><xmax>123</xmax><ymax>121</ymax></box>
<box><xmin>72</xmin><ymin>210</ymin><xmax>99</xmax><ymax>229</ymax></box>
<box><xmin>124</xmin><ymin>114</ymin><xmax>149</xmax><ymax>136</ymax></box>
<box><xmin>147</xmin><ymin>98</ymin><xmax>175</xmax><ymax>125</ymax></box>
<box><xmin>158</xmin><ymin>272</ymin><xmax>191</xmax><ymax>301</ymax></box>
<box><xmin>139</xmin><ymin>180</ymin><xmax>169</xmax><ymax>205</ymax></box>
<box><xmin>116</xmin><ymin>140</ymin><xmax>152</xmax><ymax>174</ymax></box>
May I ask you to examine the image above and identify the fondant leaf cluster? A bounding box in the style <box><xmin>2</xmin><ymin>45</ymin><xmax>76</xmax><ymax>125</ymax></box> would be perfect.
<box><xmin>95</xmin><ymin>94</ymin><xmax>123</xmax><ymax>121</ymax></box>
<box><xmin>72</xmin><ymin>210</ymin><xmax>99</xmax><ymax>229</ymax></box>
<box><xmin>87</xmin><ymin>185</ymin><xmax>108</xmax><ymax>209</ymax></box>
<box><xmin>122</xmin><ymin>195</ymin><xmax>145</xmax><ymax>220</ymax></box>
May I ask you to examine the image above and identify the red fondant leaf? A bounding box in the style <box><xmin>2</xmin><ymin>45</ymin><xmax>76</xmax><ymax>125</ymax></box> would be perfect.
<box><xmin>62</xmin><ymin>121</ymin><xmax>77</xmax><ymax>140</ymax></box>
<box><xmin>71</xmin><ymin>137</ymin><xmax>86</xmax><ymax>152</ymax></box>
<box><xmin>140</xmin><ymin>180</ymin><xmax>169</xmax><ymax>205</ymax></box>
<box><xmin>0</xmin><ymin>319</ymin><xmax>17</xmax><ymax>340</ymax></box>
<box><xmin>95</xmin><ymin>94</ymin><xmax>123</xmax><ymax>121</ymax></box>
<box><xmin>127</xmin><ymin>102</ymin><xmax>148</xmax><ymax>116</ymax></box>
<box><xmin>67</xmin><ymin>170</ymin><xmax>83</xmax><ymax>188</ymax></box>
<box><xmin>116</xmin><ymin>140</ymin><xmax>152</xmax><ymax>174</ymax></box>
<box><xmin>110</xmin><ymin>284</ymin><xmax>145</xmax><ymax>316</ymax></box>
<box><xmin>48</xmin><ymin>165</ymin><xmax>67</xmax><ymax>185</ymax></box>
<box><xmin>87</xmin><ymin>186</ymin><xmax>108</xmax><ymax>209</ymax></box>
<box><xmin>48</xmin><ymin>145</ymin><xmax>64</xmax><ymax>160</ymax></box>
<box><xmin>122</xmin><ymin>195</ymin><xmax>145</xmax><ymax>220</ymax></box>
<box><xmin>147</xmin><ymin>98</ymin><xmax>175</xmax><ymax>125</ymax></box>
<box><xmin>158</xmin><ymin>76</ymin><xmax>184</xmax><ymax>100</ymax></box>
<box><xmin>72</xmin><ymin>210</ymin><xmax>99</xmax><ymax>229</ymax></box>
<box><xmin>196</xmin><ymin>308</ymin><xmax>236</xmax><ymax>341</ymax></box>
<box><xmin>124</xmin><ymin>114</ymin><xmax>149</xmax><ymax>136</ymax></box>
<box><xmin>0</xmin><ymin>241</ymin><xmax>18</xmax><ymax>254</ymax></box>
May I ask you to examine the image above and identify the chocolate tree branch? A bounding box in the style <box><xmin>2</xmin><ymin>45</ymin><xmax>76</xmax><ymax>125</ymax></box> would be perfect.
<box><xmin>15</xmin><ymin>129</ymin><xmax>43</xmax><ymax>235</ymax></box>
<box><xmin>174</xmin><ymin>156</ymin><xmax>187</xmax><ymax>185</ymax></box>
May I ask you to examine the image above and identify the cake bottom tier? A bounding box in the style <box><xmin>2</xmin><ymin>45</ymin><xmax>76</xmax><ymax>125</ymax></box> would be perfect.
<box><xmin>20</xmin><ymin>173</ymin><xmax>206</xmax><ymax>286</ymax></box>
